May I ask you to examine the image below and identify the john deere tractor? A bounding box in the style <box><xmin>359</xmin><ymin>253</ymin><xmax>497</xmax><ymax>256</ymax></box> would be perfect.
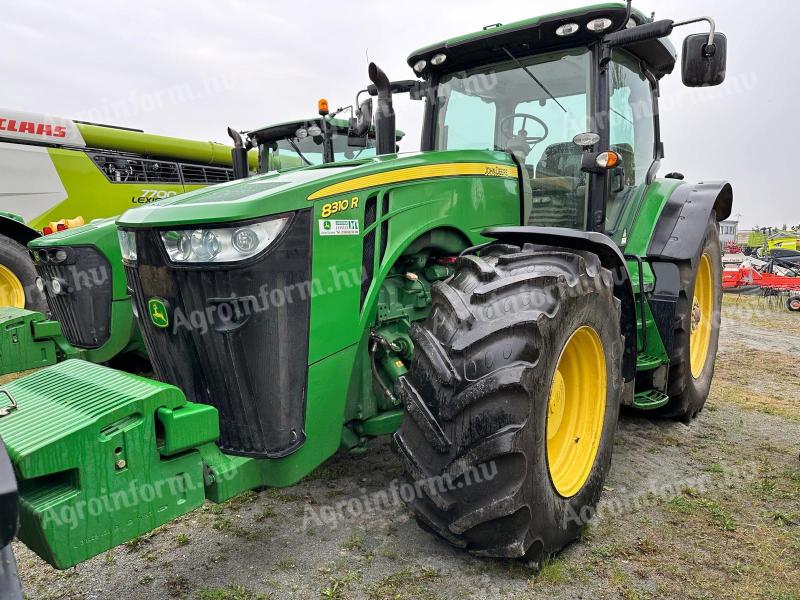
<box><xmin>0</xmin><ymin>1</ymin><xmax>730</xmax><ymax>573</ymax></box>
<box><xmin>0</xmin><ymin>115</ymin><xmax>401</xmax><ymax>374</ymax></box>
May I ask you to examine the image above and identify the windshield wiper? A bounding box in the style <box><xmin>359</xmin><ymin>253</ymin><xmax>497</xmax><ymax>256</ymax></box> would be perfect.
<box><xmin>501</xmin><ymin>47</ymin><xmax>566</xmax><ymax>113</ymax></box>
<box><xmin>286</xmin><ymin>138</ymin><xmax>313</xmax><ymax>166</ymax></box>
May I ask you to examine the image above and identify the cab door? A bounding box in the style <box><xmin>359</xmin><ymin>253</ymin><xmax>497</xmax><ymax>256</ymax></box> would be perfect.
<box><xmin>605</xmin><ymin>50</ymin><xmax>658</xmax><ymax>244</ymax></box>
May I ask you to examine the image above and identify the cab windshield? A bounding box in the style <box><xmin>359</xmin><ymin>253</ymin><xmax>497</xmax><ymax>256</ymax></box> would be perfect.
<box><xmin>272</xmin><ymin>132</ymin><xmax>378</xmax><ymax>170</ymax></box>
<box><xmin>433</xmin><ymin>48</ymin><xmax>591</xmax><ymax>229</ymax></box>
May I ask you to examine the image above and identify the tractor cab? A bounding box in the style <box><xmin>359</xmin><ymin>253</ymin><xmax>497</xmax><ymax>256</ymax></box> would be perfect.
<box><xmin>370</xmin><ymin>2</ymin><xmax>726</xmax><ymax>241</ymax></box>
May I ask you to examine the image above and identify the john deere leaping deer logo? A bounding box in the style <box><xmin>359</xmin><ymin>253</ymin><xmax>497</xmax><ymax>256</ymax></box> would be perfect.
<box><xmin>148</xmin><ymin>297</ymin><xmax>169</xmax><ymax>329</ymax></box>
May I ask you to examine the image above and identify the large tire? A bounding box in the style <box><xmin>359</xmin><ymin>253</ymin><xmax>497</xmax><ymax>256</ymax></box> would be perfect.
<box><xmin>659</xmin><ymin>216</ymin><xmax>722</xmax><ymax>422</ymax></box>
<box><xmin>394</xmin><ymin>244</ymin><xmax>623</xmax><ymax>559</ymax></box>
<box><xmin>0</xmin><ymin>236</ymin><xmax>46</xmax><ymax>311</ymax></box>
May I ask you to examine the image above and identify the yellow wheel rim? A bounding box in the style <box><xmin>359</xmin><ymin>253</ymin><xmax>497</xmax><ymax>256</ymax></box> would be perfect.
<box><xmin>0</xmin><ymin>265</ymin><xmax>25</xmax><ymax>308</ymax></box>
<box><xmin>546</xmin><ymin>326</ymin><xmax>607</xmax><ymax>498</ymax></box>
<box><xmin>690</xmin><ymin>254</ymin><xmax>713</xmax><ymax>379</ymax></box>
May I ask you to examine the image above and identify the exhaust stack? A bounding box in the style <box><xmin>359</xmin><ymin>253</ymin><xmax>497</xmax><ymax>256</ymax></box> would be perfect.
<box><xmin>227</xmin><ymin>127</ymin><xmax>249</xmax><ymax>180</ymax></box>
<box><xmin>368</xmin><ymin>63</ymin><xmax>396</xmax><ymax>155</ymax></box>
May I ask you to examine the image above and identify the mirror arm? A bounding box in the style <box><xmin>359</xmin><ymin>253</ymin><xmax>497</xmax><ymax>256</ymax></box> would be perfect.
<box><xmin>673</xmin><ymin>16</ymin><xmax>717</xmax><ymax>53</ymax></box>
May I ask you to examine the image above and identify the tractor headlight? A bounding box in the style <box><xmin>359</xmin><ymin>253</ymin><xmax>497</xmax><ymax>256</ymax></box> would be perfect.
<box><xmin>118</xmin><ymin>229</ymin><xmax>137</xmax><ymax>262</ymax></box>
<box><xmin>161</xmin><ymin>217</ymin><xmax>289</xmax><ymax>264</ymax></box>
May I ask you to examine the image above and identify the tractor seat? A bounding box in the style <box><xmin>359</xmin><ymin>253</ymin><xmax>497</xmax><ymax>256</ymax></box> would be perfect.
<box><xmin>526</xmin><ymin>142</ymin><xmax>586</xmax><ymax>228</ymax></box>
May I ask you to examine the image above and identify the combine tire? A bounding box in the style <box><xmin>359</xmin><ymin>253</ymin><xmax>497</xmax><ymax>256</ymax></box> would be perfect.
<box><xmin>394</xmin><ymin>244</ymin><xmax>623</xmax><ymax>560</ymax></box>
<box><xmin>0</xmin><ymin>236</ymin><xmax>46</xmax><ymax>311</ymax></box>
<box><xmin>659</xmin><ymin>215</ymin><xmax>722</xmax><ymax>422</ymax></box>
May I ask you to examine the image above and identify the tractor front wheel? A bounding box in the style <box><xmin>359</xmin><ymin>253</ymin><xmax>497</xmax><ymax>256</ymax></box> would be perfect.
<box><xmin>394</xmin><ymin>244</ymin><xmax>623</xmax><ymax>559</ymax></box>
<box><xmin>660</xmin><ymin>215</ymin><xmax>722</xmax><ymax>422</ymax></box>
<box><xmin>0</xmin><ymin>236</ymin><xmax>46</xmax><ymax>311</ymax></box>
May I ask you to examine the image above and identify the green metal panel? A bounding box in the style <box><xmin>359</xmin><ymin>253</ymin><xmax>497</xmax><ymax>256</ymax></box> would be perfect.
<box><xmin>158</xmin><ymin>404</ymin><xmax>220</xmax><ymax>457</ymax></box>
<box><xmin>0</xmin><ymin>360</ymin><xmax>218</xmax><ymax>569</ymax></box>
<box><xmin>0</xmin><ymin>308</ymin><xmax>60</xmax><ymax>374</ymax></box>
<box><xmin>619</xmin><ymin>178</ymin><xmax>685</xmax><ymax>257</ymax></box>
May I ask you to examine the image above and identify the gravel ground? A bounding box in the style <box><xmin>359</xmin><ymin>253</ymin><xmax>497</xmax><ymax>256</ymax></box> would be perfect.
<box><xmin>13</xmin><ymin>295</ymin><xmax>800</xmax><ymax>600</ymax></box>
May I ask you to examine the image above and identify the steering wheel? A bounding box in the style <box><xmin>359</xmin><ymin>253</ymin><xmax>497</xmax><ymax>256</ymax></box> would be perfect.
<box><xmin>499</xmin><ymin>113</ymin><xmax>549</xmax><ymax>146</ymax></box>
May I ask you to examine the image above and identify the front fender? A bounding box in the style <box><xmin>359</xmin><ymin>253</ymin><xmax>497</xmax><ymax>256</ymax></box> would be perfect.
<box><xmin>0</xmin><ymin>216</ymin><xmax>40</xmax><ymax>247</ymax></box>
<box><xmin>483</xmin><ymin>226</ymin><xmax>637</xmax><ymax>383</ymax></box>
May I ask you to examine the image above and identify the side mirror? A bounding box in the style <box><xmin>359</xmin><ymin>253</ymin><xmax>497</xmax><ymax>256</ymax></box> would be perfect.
<box><xmin>682</xmin><ymin>32</ymin><xmax>727</xmax><ymax>87</ymax></box>
<box><xmin>348</xmin><ymin>97</ymin><xmax>373</xmax><ymax>148</ymax></box>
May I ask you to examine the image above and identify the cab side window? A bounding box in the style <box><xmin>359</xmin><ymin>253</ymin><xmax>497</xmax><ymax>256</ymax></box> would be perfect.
<box><xmin>607</xmin><ymin>51</ymin><xmax>656</xmax><ymax>232</ymax></box>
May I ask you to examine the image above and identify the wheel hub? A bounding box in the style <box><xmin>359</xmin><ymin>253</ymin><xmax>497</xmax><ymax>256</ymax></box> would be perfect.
<box><xmin>547</xmin><ymin>370</ymin><xmax>566</xmax><ymax>440</ymax></box>
<box><xmin>0</xmin><ymin>265</ymin><xmax>25</xmax><ymax>308</ymax></box>
<box><xmin>691</xmin><ymin>298</ymin><xmax>702</xmax><ymax>332</ymax></box>
<box><xmin>689</xmin><ymin>254</ymin><xmax>714</xmax><ymax>379</ymax></box>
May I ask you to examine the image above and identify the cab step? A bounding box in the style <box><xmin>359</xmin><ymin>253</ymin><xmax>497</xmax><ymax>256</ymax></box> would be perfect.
<box><xmin>633</xmin><ymin>389</ymin><xmax>670</xmax><ymax>410</ymax></box>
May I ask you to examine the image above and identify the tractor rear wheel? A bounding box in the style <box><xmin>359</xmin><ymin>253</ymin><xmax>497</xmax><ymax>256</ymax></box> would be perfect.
<box><xmin>0</xmin><ymin>236</ymin><xmax>46</xmax><ymax>311</ymax></box>
<box><xmin>394</xmin><ymin>244</ymin><xmax>623</xmax><ymax>559</ymax></box>
<box><xmin>660</xmin><ymin>215</ymin><xmax>722</xmax><ymax>422</ymax></box>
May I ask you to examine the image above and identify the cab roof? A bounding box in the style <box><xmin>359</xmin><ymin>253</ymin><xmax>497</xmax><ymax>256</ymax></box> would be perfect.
<box><xmin>408</xmin><ymin>3</ymin><xmax>677</xmax><ymax>78</ymax></box>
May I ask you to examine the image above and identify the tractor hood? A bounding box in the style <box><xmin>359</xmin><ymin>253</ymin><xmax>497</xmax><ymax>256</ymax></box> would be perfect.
<box><xmin>116</xmin><ymin>149</ymin><xmax>517</xmax><ymax>228</ymax></box>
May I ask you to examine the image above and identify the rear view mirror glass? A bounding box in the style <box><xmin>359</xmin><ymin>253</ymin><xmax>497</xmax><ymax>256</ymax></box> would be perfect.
<box><xmin>682</xmin><ymin>32</ymin><xmax>727</xmax><ymax>87</ymax></box>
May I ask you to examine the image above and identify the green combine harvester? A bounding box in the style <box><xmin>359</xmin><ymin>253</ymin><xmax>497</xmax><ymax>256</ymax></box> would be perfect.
<box><xmin>0</xmin><ymin>110</ymin><xmax>259</xmax><ymax>314</ymax></box>
<box><xmin>0</xmin><ymin>1</ymin><xmax>730</xmax><ymax>577</ymax></box>
<box><xmin>0</xmin><ymin>113</ymin><xmax>402</xmax><ymax>374</ymax></box>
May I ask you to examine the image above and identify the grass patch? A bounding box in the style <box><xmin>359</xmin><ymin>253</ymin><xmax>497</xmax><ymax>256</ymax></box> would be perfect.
<box><xmin>196</xmin><ymin>585</ymin><xmax>270</xmax><ymax>600</ymax></box>
<box><xmin>321</xmin><ymin>570</ymin><xmax>362</xmax><ymax>599</ymax></box>
<box><xmin>367</xmin><ymin>567</ymin><xmax>440</xmax><ymax>600</ymax></box>
<box><xmin>537</xmin><ymin>557</ymin><xmax>567</xmax><ymax>584</ymax></box>
<box><xmin>255</xmin><ymin>506</ymin><xmax>278</xmax><ymax>522</ymax></box>
<box><xmin>666</xmin><ymin>492</ymin><xmax>736</xmax><ymax>531</ymax></box>
<box><xmin>342</xmin><ymin>530</ymin><xmax>365</xmax><ymax>552</ymax></box>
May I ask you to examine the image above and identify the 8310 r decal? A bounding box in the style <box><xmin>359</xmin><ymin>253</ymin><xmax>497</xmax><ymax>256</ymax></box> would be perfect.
<box><xmin>320</xmin><ymin>196</ymin><xmax>359</xmax><ymax>218</ymax></box>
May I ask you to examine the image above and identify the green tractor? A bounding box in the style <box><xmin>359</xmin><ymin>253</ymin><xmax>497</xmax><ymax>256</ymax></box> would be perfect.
<box><xmin>0</xmin><ymin>1</ymin><xmax>730</xmax><ymax>573</ymax></box>
<box><xmin>1</xmin><ymin>114</ymin><xmax>402</xmax><ymax>374</ymax></box>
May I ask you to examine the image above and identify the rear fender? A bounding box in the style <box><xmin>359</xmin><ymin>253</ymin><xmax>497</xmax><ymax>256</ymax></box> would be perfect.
<box><xmin>647</xmin><ymin>181</ymin><xmax>732</xmax><ymax>263</ymax></box>
<box><xmin>645</xmin><ymin>181</ymin><xmax>732</xmax><ymax>357</ymax></box>
<box><xmin>482</xmin><ymin>226</ymin><xmax>637</xmax><ymax>382</ymax></box>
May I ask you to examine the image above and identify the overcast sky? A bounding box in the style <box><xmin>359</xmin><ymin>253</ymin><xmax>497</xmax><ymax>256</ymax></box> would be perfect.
<box><xmin>1</xmin><ymin>1</ymin><xmax>793</xmax><ymax>229</ymax></box>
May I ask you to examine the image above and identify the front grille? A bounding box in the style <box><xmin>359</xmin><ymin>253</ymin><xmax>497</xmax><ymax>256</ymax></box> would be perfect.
<box><xmin>124</xmin><ymin>210</ymin><xmax>313</xmax><ymax>458</ymax></box>
<box><xmin>33</xmin><ymin>246</ymin><xmax>113</xmax><ymax>348</ymax></box>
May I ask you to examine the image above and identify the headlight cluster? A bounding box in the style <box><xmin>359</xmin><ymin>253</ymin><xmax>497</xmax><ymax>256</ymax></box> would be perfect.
<box><xmin>160</xmin><ymin>217</ymin><xmax>289</xmax><ymax>264</ymax></box>
<box><xmin>118</xmin><ymin>229</ymin><xmax>137</xmax><ymax>262</ymax></box>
